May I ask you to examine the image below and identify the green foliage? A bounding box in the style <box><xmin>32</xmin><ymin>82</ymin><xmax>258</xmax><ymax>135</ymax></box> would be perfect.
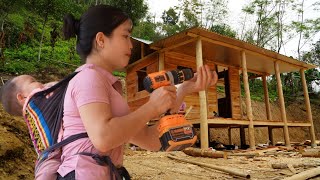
<box><xmin>132</xmin><ymin>15</ymin><xmax>163</xmax><ymax>41</ymax></box>
<box><xmin>210</xmin><ymin>24</ymin><xmax>237</xmax><ymax>38</ymax></box>
<box><xmin>302</xmin><ymin>40</ymin><xmax>320</xmax><ymax>67</ymax></box>
<box><xmin>106</xmin><ymin>0</ymin><xmax>148</xmax><ymax>25</ymax></box>
<box><xmin>0</xmin><ymin>59</ymin><xmax>38</xmax><ymax>74</ymax></box>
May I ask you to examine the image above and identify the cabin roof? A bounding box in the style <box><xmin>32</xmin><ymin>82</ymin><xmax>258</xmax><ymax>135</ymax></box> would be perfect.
<box><xmin>129</xmin><ymin>27</ymin><xmax>317</xmax><ymax>74</ymax></box>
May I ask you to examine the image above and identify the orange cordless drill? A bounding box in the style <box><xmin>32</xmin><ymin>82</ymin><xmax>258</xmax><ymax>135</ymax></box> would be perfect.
<box><xmin>143</xmin><ymin>69</ymin><xmax>197</xmax><ymax>151</ymax></box>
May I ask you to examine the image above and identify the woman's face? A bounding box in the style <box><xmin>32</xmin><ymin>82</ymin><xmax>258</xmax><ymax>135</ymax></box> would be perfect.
<box><xmin>101</xmin><ymin>19</ymin><xmax>133</xmax><ymax>71</ymax></box>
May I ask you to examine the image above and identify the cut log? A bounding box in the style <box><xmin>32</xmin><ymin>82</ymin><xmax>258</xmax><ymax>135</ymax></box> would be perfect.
<box><xmin>301</xmin><ymin>150</ymin><xmax>320</xmax><ymax>157</ymax></box>
<box><xmin>282</xmin><ymin>166</ymin><xmax>320</xmax><ymax>180</ymax></box>
<box><xmin>228</xmin><ymin>153</ymin><xmax>257</xmax><ymax>158</ymax></box>
<box><xmin>183</xmin><ymin>147</ymin><xmax>225</xmax><ymax>158</ymax></box>
<box><xmin>167</xmin><ymin>154</ymin><xmax>250</xmax><ymax>179</ymax></box>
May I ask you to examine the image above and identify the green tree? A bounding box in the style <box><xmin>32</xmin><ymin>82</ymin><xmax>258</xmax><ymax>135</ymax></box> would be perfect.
<box><xmin>106</xmin><ymin>0</ymin><xmax>148</xmax><ymax>25</ymax></box>
<box><xmin>161</xmin><ymin>8</ymin><xmax>182</xmax><ymax>36</ymax></box>
<box><xmin>26</xmin><ymin>0</ymin><xmax>79</xmax><ymax>61</ymax></box>
<box><xmin>291</xmin><ymin>0</ymin><xmax>320</xmax><ymax>60</ymax></box>
<box><xmin>303</xmin><ymin>40</ymin><xmax>320</xmax><ymax>67</ymax></box>
<box><xmin>132</xmin><ymin>15</ymin><xmax>163</xmax><ymax>41</ymax></box>
<box><xmin>210</xmin><ymin>24</ymin><xmax>236</xmax><ymax>38</ymax></box>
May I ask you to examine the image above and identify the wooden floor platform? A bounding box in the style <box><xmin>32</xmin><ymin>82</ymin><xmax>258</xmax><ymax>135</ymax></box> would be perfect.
<box><xmin>188</xmin><ymin>118</ymin><xmax>311</xmax><ymax>128</ymax></box>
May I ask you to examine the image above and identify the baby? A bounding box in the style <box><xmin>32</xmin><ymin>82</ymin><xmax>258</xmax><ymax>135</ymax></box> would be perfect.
<box><xmin>0</xmin><ymin>75</ymin><xmax>54</xmax><ymax>116</ymax></box>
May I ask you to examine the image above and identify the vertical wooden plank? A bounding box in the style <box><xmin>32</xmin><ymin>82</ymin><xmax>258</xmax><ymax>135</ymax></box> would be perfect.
<box><xmin>229</xmin><ymin>67</ymin><xmax>241</xmax><ymax>119</ymax></box>
<box><xmin>196</xmin><ymin>37</ymin><xmax>209</xmax><ymax>149</ymax></box>
<box><xmin>212</xmin><ymin>65</ymin><xmax>218</xmax><ymax>114</ymax></box>
<box><xmin>141</xmin><ymin>42</ymin><xmax>145</xmax><ymax>58</ymax></box>
<box><xmin>159</xmin><ymin>52</ymin><xmax>165</xmax><ymax>71</ymax></box>
<box><xmin>274</xmin><ymin>61</ymin><xmax>290</xmax><ymax>147</ymax></box>
<box><xmin>300</xmin><ymin>68</ymin><xmax>317</xmax><ymax>147</ymax></box>
<box><xmin>241</xmin><ymin>51</ymin><xmax>256</xmax><ymax>149</ymax></box>
<box><xmin>262</xmin><ymin>75</ymin><xmax>273</xmax><ymax>145</ymax></box>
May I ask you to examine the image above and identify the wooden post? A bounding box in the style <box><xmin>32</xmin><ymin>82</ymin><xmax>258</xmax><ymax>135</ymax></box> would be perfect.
<box><xmin>274</xmin><ymin>61</ymin><xmax>290</xmax><ymax>147</ymax></box>
<box><xmin>241</xmin><ymin>51</ymin><xmax>255</xmax><ymax>149</ymax></box>
<box><xmin>228</xmin><ymin>127</ymin><xmax>232</xmax><ymax>145</ymax></box>
<box><xmin>196</xmin><ymin>37</ymin><xmax>209</xmax><ymax>149</ymax></box>
<box><xmin>240</xmin><ymin>126</ymin><xmax>246</xmax><ymax>148</ymax></box>
<box><xmin>300</xmin><ymin>69</ymin><xmax>316</xmax><ymax>147</ymax></box>
<box><xmin>262</xmin><ymin>75</ymin><xmax>273</xmax><ymax>145</ymax></box>
<box><xmin>159</xmin><ymin>52</ymin><xmax>164</xmax><ymax>71</ymax></box>
<box><xmin>140</xmin><ymin>42</ymin><xmax>145</xmax><ymax>58</ymax></box>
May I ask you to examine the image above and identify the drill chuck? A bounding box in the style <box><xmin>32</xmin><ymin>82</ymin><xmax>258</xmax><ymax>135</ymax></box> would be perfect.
<box><xmin>143</xmin><ymin>69</ymin><xmax>194</xmax><ymax>93</ymax></box>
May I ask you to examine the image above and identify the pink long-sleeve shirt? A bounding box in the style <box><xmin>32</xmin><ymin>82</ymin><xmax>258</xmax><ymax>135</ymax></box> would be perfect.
<box><xmin>57</xmin><ymin>64</ymin><xmax>130</xmax><ymax>179</ymax></box>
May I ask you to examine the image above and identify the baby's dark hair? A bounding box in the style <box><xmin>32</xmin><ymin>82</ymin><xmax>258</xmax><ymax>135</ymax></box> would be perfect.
<box><xmin>0</xmin><ymin>78</ymin><xmax>23</xmax><ymax>116</ymax></box>
<box><xmin>63</xmin><ymin>5</ymin><xmax>131</xmax><ymax>62</ymax></box>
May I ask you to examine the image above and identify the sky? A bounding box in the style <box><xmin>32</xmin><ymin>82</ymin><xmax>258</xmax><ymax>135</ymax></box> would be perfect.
<box><xmin>146</xmin><ymin>0</ymin><xmax>319</xmax><ymax>58</ymax></box>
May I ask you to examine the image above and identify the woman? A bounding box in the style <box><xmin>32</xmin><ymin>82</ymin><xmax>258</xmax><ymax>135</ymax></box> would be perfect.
<box><xmin>58</xmin><ymin>5</ymin><xmax>217</xmax><ymax>179</ymax></box>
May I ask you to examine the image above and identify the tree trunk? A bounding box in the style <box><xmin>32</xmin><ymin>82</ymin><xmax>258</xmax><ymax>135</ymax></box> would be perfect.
<box><xmin>38</xmin><ymin>15</ymin><xmax>48</xmax><ymax>61</ymax></box>
<box><xmin>297</xmin><ymin>0</ymin><xmax>304</xmax><ymax>60</ymax></box>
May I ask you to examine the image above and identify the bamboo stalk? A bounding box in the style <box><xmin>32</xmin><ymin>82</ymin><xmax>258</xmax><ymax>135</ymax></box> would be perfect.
<box><xmin>282</xmin><ymin>166</ymin><xmax>320</xmax><ymax>180</ymax></box>
<box><xmin>196</xmin><ymin>37</ymin><xmax>209</xmax><ymax>149</ymax></box>
<box><xmin>167</xmin><ymin>154</ymin><xmax>250</xmax><ymax>179</ymax></box>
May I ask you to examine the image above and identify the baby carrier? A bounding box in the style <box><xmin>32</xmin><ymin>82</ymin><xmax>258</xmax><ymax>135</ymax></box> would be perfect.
<box><xmin>24</xmin><ymin>71</ymin><xmax>130</xmax><ymax>180</ymax></box>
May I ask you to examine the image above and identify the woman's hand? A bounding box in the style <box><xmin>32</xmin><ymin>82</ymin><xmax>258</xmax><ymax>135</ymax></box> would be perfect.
<box><xmin>178</xmin><ymin>65</ymin><xmax>218</xmax><ymax>96</ymax></box>
<box><xmin>147</xmin><ymin>85</ymin><xmax>177</xmax><ymax>117</ymax></box>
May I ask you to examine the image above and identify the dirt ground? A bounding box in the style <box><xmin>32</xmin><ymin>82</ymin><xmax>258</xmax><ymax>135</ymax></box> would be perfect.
<box><xmin>123</xmin><ymin>148</ymin><xmax>320</xmax><ymax>180</ymax></box>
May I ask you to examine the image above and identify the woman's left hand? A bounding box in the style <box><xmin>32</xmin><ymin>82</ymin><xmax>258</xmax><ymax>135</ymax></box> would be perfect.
<box><xmin>178</xmin><ymin>65</ymin><xmax>218</xmax><ymax>95</ymax></box>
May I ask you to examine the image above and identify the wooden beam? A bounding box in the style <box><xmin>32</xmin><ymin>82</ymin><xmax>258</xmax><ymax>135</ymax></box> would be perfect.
<box><xmin>262</xmin><ymin>75</ymin><xmax>273</xmax><ymax>145</ymax></box>
<box><xmin>274</xmin><ymin>61</ymin><xmax>291</xmax><ymax>147</ymax></box>
<box><xmin>300</xmin><ymin>68</ymin><xmax>317</xmax><ymax>147</ymax></box>
<box><xmin>156</xmin><ymin>37</ymin><xmax>197</xmax><ymax>53</ymax></box>
<box><xmin>159</xmin><ymin>52</ymin><xmax>165</xmax><ymax>71</ymax></box>
<box><xmin>187</xmin><ymin>118</ymin><xmax>312</xmax><ymax>127</ymax></box>
<box><xmin>126</xmin><ymin>52</ymin><xmax>158</xmax><ymax>69</ymax></box>
<box><xmin>241</xmin><ymin>51</ymin><xmax>255</xmax><ymax>149</ymax></box>
<box><xmin>166</xmin><ymin>51</ymin><xmax>266</xmax><ymax>75</ymax></box>
<box><xmin>196</xmin><ymin>37</ymin><xmax>209</xmax><ymax>149</ymax></box>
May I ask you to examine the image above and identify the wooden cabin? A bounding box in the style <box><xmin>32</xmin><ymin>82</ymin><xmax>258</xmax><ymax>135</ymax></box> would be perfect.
<box><xmin>126</xmin><ymin>27</ymin><xmax>317</xmax><ymax>149</ymax></box>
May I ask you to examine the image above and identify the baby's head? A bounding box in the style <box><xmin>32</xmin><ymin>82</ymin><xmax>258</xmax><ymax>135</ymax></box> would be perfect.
<box><xmin>0</xmin><ymin>75</ymin><xmax>43</xmax><ymax>116</ymax></box>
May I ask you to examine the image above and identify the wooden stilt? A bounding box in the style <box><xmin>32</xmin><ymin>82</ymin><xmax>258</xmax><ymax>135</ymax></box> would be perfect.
<box><xmin>262</xmin><ymin>75</ymin><xmax>273</xmax><ymax>145</ymax></box>
<box><xmin>240</xmin><ymin>126</ymin><xmax>246</xmax><ymax>148</ymax></box>
<box><xmin>241</xmin><ymin>51</ymin><xmax>255</xmax><ymax>149</ymax></box>
<box><xmin>158</xmin><ymin>52</ymin><xmax>164</xmax><ymax>71</ymax></box>
<box><xmin>268</xmin><ymin>127</ymin><xmax>273</xmax><ymax>145</ymax></box>
<box><xmin>300</xmin><ymin>69</ymin><xmax>317</xmax><ymax>147</ymax></box>
<box><xmin>228</xmin><ymin>127</ymin><xmax>232</xmax><ymax>145</ymax></box>
<box><xmin>196</xmin><ymin>37</ymin><xmax>209</xmax><ymax>149</ymax></box>
<box><xmin>274</xmin><ymin>61</ymin><xmax>290</xmax><ymax>147</ymax></box>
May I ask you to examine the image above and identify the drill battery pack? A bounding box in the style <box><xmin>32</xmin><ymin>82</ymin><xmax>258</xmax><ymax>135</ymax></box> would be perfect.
<box><xmin>158</xmin><ymin>114</ymin><xmax>197</xmax><ymax>151</ymax></box>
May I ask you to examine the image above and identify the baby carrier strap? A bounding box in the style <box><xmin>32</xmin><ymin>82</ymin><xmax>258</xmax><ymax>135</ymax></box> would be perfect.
<box><xmin>79</xmin><ymin>152</ymin><xmax>123</xmax><ymax>180</ymax></box>
<box><xmin>25</xmin><ymin>71</ymin><xmax>83</xmax><ymax>155</ymax></box>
